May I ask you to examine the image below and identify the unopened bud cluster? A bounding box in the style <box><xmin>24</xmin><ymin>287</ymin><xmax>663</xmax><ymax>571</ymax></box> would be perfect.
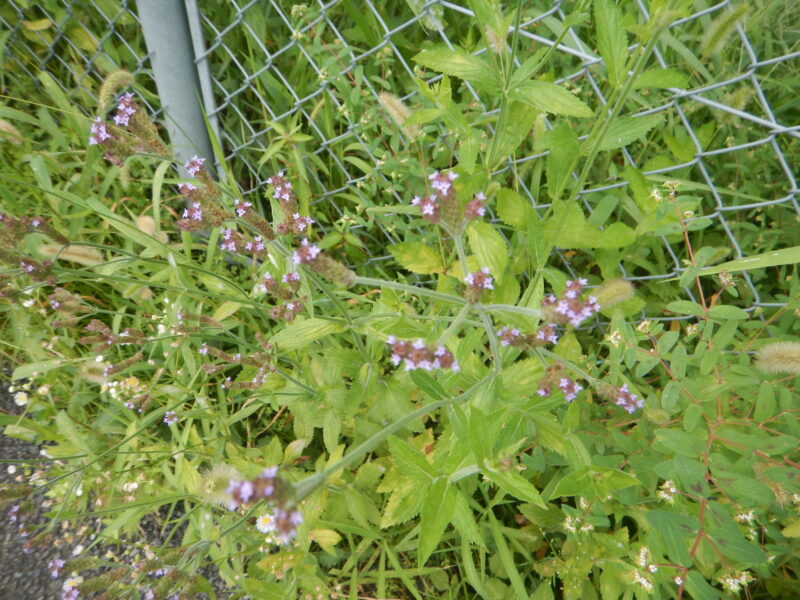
<box><xmin>386</xmin><ymin>336</ymin><xmax>459</xmax><ymax>372</ymax></box>
<box><xmin>200</xmin><ymin>335</ymin><xmax>275</xmax><ymax>390</ymax></box>
<box><xmin>259</xmin><ymin>271</ymin><xmax>307</xmax><ymax>323</ymax></box>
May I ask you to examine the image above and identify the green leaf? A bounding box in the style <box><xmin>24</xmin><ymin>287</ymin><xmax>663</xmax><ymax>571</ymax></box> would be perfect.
<box><xmin>451</xmin><ymin>489</ymin><xmax>484</xmax><ymax>546</ymax></box>
<box><xmin>418</xmin><ymin>479</ymin><xmax>457</xmax><ymax>565</ymax></box>
<box><xmin>413</xmin><ymin>48</ymin><xmax>501</xmax><ymax>93</ymax></box>
<box><xmin>544</xmin><ymin>122</ymin><xmax>579</xmax><ymax>201</ymax></box>
<box><xmin>667</xmin><ymin>300</ymin><xmax>706</xmax><ymax>317</ymax></box>
<box><xmin>550</xmin><ymin>468</ymin><xmax>594</xmax><ymax>498</ymax></box>
<box><xmin>655</xmin><ymin>429</ymin><xmax>706</xmax><ymax>456</ymax></box>
<box><xmin>12</xmin><ymin>358</ymin><xmax>66</xmax><ymax>381</ymax></box>
<box><xmin>647</xmin><ymin>511</ymin><xmax>696</xmax><ymax>567</ymax></box>
<box><xmin>381</xmin><ymin>479</ymin><xmax>425</xmax><ymax>528</ymax></box>
<box><xmin>323</xmin><ymin>410</ymin><xmax>341</xmax><ymax>454</ymax></box>
<box><xmin>696</xmin><ymin>246</ymin><xmax>800</xmax><ymax>277</ymax></box>
<box><xmin>596</xmin><ymin>114</ymin><xmax>662</xmax><ymax>151</ymax></box>
<box><xmin>388</xmin><ymin>241</ymin><xmax>444</xmax><ymax>274</ymax></box>
<box><xmin>594</xmin><ymin>0</ymin><xmax>628</xmax><ymax>88</ymax></box>
<box><xmin>634</xmin><ymin>68</ymin><xmax>690</xmax><ymax>89</ymax></box>
<box><xmin>495</xmin><ymin>188</ymin><xmax>528</xmax><ymax>229</ymax></box>
<box><xmin>483</xmin><ymin>465</ymin><xmax>547</xmax><ymax>508</ymax></box>
<box><xmin>499</xmin><ymin>358</ymin><xmax>544</xmax><ymax>398</ymax></box>
<box><xmin>685</xmin><ymin>571</ymin><xmax>720</xmax><ymax>600</ymax></box>
<box><xmin>467</xmin><ymin>221</ymin><xmax>508</xmax><ymax>281</ymax></box>
<box><xmin>270</xmin><ymin>318</ymin><xmax>346</xmax><ymax>350</ymax></box>
<box><xmin>509</xmin><ymin>81</ymin><xmax>593</xmax><ymax>118</ymax></box>
<box><xmin>410</xmin><ymin>370</ymin><xmax>449</xmax><ymax>401</ymax></box>
<box><xmin>707</xmin><ymin>305</ymin><xmax>749</xmax><ymax>320</ymax></box>
<box><xmin>487</xmin><ymin>101</ymin><xmax>538</xmax><ymax>168</ymax></box>
<box><xmin>388</xmin><ymin>436</ymin><xmax>436</xmax><ymax>481</ymax></box>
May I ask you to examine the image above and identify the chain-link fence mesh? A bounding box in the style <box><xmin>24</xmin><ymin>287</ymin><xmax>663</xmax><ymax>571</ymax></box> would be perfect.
<box><xmin>2</xmin><ymin>0</ymin><xmax>798</xmax><ymax>320</ymax></box>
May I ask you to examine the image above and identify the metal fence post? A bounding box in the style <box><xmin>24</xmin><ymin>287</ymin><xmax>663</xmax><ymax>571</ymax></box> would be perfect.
<box><xmin>135</xmin><ymin>0</ymin><xmax>216</xmax><ymax>168</ymax></box>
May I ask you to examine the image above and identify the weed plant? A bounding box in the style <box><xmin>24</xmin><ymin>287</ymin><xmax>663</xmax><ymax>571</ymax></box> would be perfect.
<box><xmin>1</xmin><ymin>1</ymin><xmax>799</xmax><ymax>599</ymax></box>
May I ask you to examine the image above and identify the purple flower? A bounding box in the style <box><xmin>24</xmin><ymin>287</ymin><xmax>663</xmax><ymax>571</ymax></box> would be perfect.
<box><xmin>88</xmin><ymin>117</ymin><xmax>111</xmax><ymax>146</ymax></box>
<box><xmin>292</xmin><ymin>239</ymin><xmax>321</xmax><ymax>265</ymax></box>
<box><xmin>614</xmin><ymin>384</ymin><xmax>643</xmax><ymax>414</ymax></box>
<box><xmin>182</xmin><ymin>202</ymin><xmax>203</xmax><ymax>221</ymax></box>
<box><xmin>163</xmin><ymin>411</ymin><xmax>178</xmax><ymax>425</ymax></box>
<box><xmin>48</xmin><ymin>558</ymin><xmax>65</xmax><ymax>578</ymax></box>
<box><xmin>112</xmin><ymin>92</ymin><xmax>136</xmax><ymax>126</ymax></box>
<box><xmin>184</xmin><ymin>156</ymin><xmax>205</xmax><ymax>177</ymax></box>
<box><xmin>234</xmin><ymin>199</ymin><xmax>252</xmax><ymax>217</ymax></box>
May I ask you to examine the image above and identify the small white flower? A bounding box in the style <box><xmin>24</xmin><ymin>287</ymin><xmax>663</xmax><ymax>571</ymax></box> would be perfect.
<box><xmin>13</xmin><ymin>391</ymin><xmax>28</xmax><ymax>406</ymax></box>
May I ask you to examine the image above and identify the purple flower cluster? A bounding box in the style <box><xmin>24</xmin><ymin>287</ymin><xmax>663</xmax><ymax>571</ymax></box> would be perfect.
<box><xmin>244</xmin><ymin>236</ymin><xmax>266</xmax><ymax>254</ymax></box>
<box><xmin>184</xmin><ymin>155</ymin><xmax>205</xmax><ymax>177</ymax></box>
<box><xmin>178</xmin><ymin>182</ymin><xmax>197</xmax><ymax>196</ymax></box>
<box><xmin>112</xmin><ymin>92</ymin><xmax>136</xmax><ymax>126</ymax></box>
<box><xmin>267</xmin><ymin>171</ymin><xmax>294</xmax><ymax>204</ymax></box>
<box><xmin>88</xmin><ymin>117</ymin><xmax>111</xmax><ymax>146</ymax></box>
<box><xmin>464</xmin><ymin>267</ymin><xmax>494</xmax><ymax>290</ymax></box>
<box><xmin>226</xmin><ymin>467</ymin><xmax>303</xmax><ymax>544</ymax></box>
<box><xmin>558</xmin><ymin>377</ymin><xmax>583</xmax><ymax>402</ymax></box>
<box><xmin>386</xmin><ymin>336</ymin><xmax>460</xmax><ymax>372</ymax></box>
<box><xmin>611</xmin><ymin>384</ymin><xmax>643</xmax><ymax>414</ymax></box>
<box><xmin>182</xmin><ymin>202</ymin><xmax>203</xmax><ymax>222</ymax></box>
<box><xmin>277</xmin><ymin>212</ymin><xmax>315</xmax><ymax>236</ymax></box>
<box><xmin>411</xmin><ymin>194</ymin><xmax>440</xmax><ymax>222</ymax></box>
<box><xmin>542</xmin><ymin>279</ymin><xmax>601</xmax><ymax>327</ymax></box>
<box><xmin>497</xmin><ymin>325</ymin><xmax>559</xmax><ymax>348</ymax></box>
<box><xmin>536</xmin><ymin>364</ymin><xmax>582</xmax><ymax>402</ymax></box>
<box><xmin>219</xmin><ymin>228</ymin><xmax>239</xmax><ymax>252</ymax></box>
<box><xmin>465</xmin><ymin>192</ymin><xmax>486</xmax><ymax>219</ymax></box>
<box><xmin>292</xmin><ymin>239</ymin><xmax>321</xmax><ymax>265</ymax></box>
<box><xmin>163</xmin><ymin>411</ymin><xmax>178</xmax><ymax>425</ymax></box>
<box><xmin>233</xmin><ymin>199</ymin><xmax>252</xmax><ymax>217</ymax></box>
<box><xmin>48</xmin><ymin>558</ymin><xmax>65</xmax><ymax>578</ymax></box>
<box><xmin>428</xmin><ymin>170</ymin><xmax>458</xmax><ymax>196</ymax></box>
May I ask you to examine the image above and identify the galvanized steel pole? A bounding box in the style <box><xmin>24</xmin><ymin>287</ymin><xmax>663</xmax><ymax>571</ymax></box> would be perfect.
<box><xmin>136</xmin><ymin>0</ymin><xmax>216</xmax><ymax>169</ymax></box>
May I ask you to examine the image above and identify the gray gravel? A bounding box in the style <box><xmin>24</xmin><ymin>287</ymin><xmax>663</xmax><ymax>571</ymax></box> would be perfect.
<box><xmin>0</xmin><ymin>378</ymin><xmax>234</xmax><ymax>599</ymax></box>
<box><xmin>0</xmin><ymin>380</ymin><xmax>64</xmax><ymax>600</ymax></box>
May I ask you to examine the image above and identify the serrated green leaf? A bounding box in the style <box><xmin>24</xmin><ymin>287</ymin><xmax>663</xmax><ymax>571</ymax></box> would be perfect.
<box><xmin>388</xmin><ymin>241</ymin><xmax>444</xmax><ymax>274</ymax></box>
<box><xmin>544</xmin><ymin>122</ymin><xmax>579</xmax><ymax>201</ymax></box>
<box><xmin>509</xmin><ymin>81</ymin><xmax>593</xmax><ymax>118</ymax></box>
<box><xmin>483</xmin><ymin>466</ymin><xmax>546</xmax><ymax>508</ymax></box>
<box><xmin>496</xmin><ymin>188</ymin><xmax>528</xmax><ymax>230</ymax></box>
<box><xmin>634</xmin><ymin>68</ymin><xmax>690</xmax><ymax>89</ymax></box>
<box><xmin>388</xmin><ymin>436</ymin><xmax>435</xmax><ymax>481</ymax></box>
<box><xmin>270</xmin><ymin>318</ymin><xmax>346</xmax><ymax>350</ymax></box>
<box><xmin>647</xmin><ymin>511</ymin><xmax>696</xmax><ymax>566</ymax></box>
<box><xmin>594</xmin><ymin>0</ymin><xmax>628</xmax><ymax>88</ymax></box>
<box><xmin>500</xmin><ymin>358</ymin><xmax>544</xmax><ymax>398</ymax></box>
<box><xmin>467</xmin><ymin>220</ymin><xmax>508</xmax><ymax>281</ymax></box>
<box><xmin>413</xmin><ymin>48</ymin><xmax>501</xmax><ymax>93</ymax></box>
<box><xmin>418</xmin><ymin>479</ymin><xmax>457</xmax><ymax>565</ymax></box>
<box><xmin>381</xmin><ymin>478</ymin><xmax>426</xmax><ymax>528</ymax></box>
<box><xmin>596</xmin><ymin>114</ymin><xmax>662</xmax><ymax>151</ymax></box>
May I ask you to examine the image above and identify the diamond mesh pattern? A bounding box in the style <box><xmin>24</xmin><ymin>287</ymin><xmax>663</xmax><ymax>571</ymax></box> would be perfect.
<box><xmin>2</xmin><ymin>0</ymin><xmax>797</xmax><ymax>319</ymax></box>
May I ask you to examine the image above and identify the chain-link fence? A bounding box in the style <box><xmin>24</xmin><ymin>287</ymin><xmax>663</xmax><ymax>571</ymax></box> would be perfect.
<box><xmin>2</xmin><ymin>0</ymin><xmax>798</xmax><ymax>319</ymax></box>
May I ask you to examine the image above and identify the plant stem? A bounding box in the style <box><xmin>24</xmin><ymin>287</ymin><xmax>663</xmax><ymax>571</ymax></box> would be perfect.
<box><xmin>294</xmin><ymin>377</ymin><xmax>488</xmax><ymax>500</ymax></box>
<box><xmin>354</xmin><ymin>276</ymin><xmax>466</xmax><ymax>305</ymax></box>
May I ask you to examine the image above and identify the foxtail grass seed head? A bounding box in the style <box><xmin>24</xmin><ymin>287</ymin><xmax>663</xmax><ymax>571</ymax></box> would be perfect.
<box><xmin>98</xmin><ymin>70</ymin><xmax>135</xmax><ymax>110</ymax></box>
<box><xmin>197</xmin><ymin>464</ymin><xmax>242</xmax><ymax>506</ymax></box>
<box><xmin>755</xmin><ymin>341</ymin><xmax>800</xmax><ymax>375</ymax></box>
<box><xmin>377</xmin><ymin>92</ymin><xmax>419</xmax><ymax>138</ymax></box>
<box><xmin>594</xmin><ymin>279</ymin><xmax>635</xmax><ymax>309</ymax></box>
